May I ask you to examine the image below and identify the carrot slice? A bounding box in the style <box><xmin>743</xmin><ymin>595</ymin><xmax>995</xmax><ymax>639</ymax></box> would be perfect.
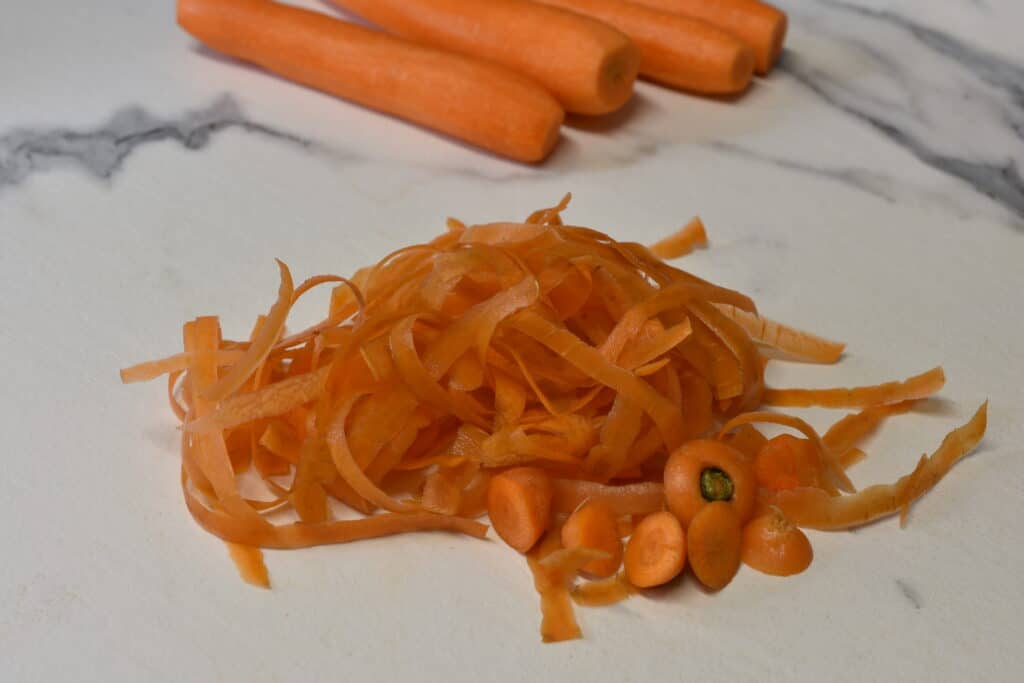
<box><xmin>624</xmin><ymin>511</ymin><xmax>686</xmax><ymax>587</ymax></box>
<box><xmin>687</xmin><ymin>501</ymin><xmax>742</xmax><ymax>590</ymax></box>
<box><xmin>741</xmin><ymin>508</ymin><xmax>813</xmax><ymax>576</ymax></box>
<box><xmin>488</xmin><ymin>467</ymin><xmax>554</xmax><ymax>553</ymax></box>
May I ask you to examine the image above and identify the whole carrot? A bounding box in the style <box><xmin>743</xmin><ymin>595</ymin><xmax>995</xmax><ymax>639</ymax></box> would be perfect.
<box><xmin>534</xmin><ymin>0</ymin><xmax>754</xmax><ymax>95</ymax></box>
<box><xmin>631</xmin><ymin>0</ymin><xmax>787</xmax><ymax>74</ymax></box>
<box><xmin>177</xmin><ymin>0</ymin><xmax>564</xmax><ymax>162</ymax></box>
<box><xmin>327</xmin><ymin>0</ymin><xmax>641</xmax><ymax>115</ymax></box>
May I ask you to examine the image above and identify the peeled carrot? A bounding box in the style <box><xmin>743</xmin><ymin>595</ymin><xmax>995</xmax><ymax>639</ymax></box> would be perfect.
<box><xmin>328</xmin><ymin>0</ymin><xmax>640</xmax><ymax>114</ymax></box>
<box><xmin>561</xmin><ymin>501</ymin><xmax>624</xmax><ymax>577</ymax></box>
<box><xmin>631</xmin><ymin>0</ymin><xmax>787</xmax><ymax>75</ymax></box>
<box><xmin>663</xmin><ymin>439</ymin><xmax>756</xmax><ymax>526</ymax></box>
<box><xmin>687</xmin><ymin>501</ymin><xmax>742</xmax><ymax>590</ymax></box>
<box><xmin>741</xmin><ymin>508</ymin><xmax>812</xmax><ymax>576</ymax></box>
<box><xmin>624</xmin><ymin>511</ymin><xmax>686</xmax><ymax>587</ymax></box>
<box><xmin>177</xmin><ymin>0</ymin><xmax>564</xmax><ymax>162</ymax></box>
<box><xmin>488</xmin><ymin>467</ymin><xmax>554</xmax><ymax>552</ymax></box>
<box><xmin>534</xmin><ymin>0</ymin><xmax>754</xmax><ymax>95</ymax></box>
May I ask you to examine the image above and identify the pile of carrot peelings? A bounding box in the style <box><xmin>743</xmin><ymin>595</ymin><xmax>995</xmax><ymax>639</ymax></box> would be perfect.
<box><xmin>123</xmin><ymin>195</ymin><xmax>987</xmax><ymax>642</ymax></box>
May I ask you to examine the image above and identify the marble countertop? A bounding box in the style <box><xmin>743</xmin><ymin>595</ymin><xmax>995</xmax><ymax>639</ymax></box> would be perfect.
<box><xmin>2</xmin><ymin>1</ymin><xmax>1022</xmax><ymax>681</ymax></box>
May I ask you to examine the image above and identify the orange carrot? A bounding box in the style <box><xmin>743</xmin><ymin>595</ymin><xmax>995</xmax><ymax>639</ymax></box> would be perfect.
<box><xmin>663</xmin><ymin>440</ymin><xmax>756</xmax><ymax>526</ymax></box>
<box><xmin>177</xmin><ymin>0</ymin><xmax>564</xmax><ymax>162</ymax></box>
<box><xmin>741</xmin><ymin>508</ymin><xmax>812</xmax><ymax>576</ymax></box>
<box><xmin>328</xmin><ymin>0</ymin><xmax>640</xmax><ymax>114</ymax></box>
<box><xmin>624</xmin><ymin>511</ymin><xmax>686</xmax><ymax>587</ymax></box>
<box><xmin>488</xmin><ymin>467</ymin><xmax>554</xmax><ymax>552</ymax></box>
<box><xmin>561</xmin><ymin>501</ymin><xmax>624</xmax><ymax>577</ymax></box>
<box><xmin>753</xmin><ymin>434</ymin><xmax>822</xmax><ymax>491</ymax></box>
<box><xmin>534</xmin><ymin>0</ymin><xmax>754</xmax><ymax>94</ymax></box>
<box><xmin>631</xmin><ymin>0</ymin><xmax>787</xmax><ymax>75</ymax></box>
<box><xmin>687</xmin><ymin>501</ymin><xmax>742</xmax><ymax>590</ymax></box>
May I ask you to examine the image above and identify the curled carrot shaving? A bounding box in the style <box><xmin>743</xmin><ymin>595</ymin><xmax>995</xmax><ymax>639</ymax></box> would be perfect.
<box><xmin>774</xmin><ymin>403</ymin><xmax>987</xmax><ymax>530</ymax></box>
<box><xmin>203</xmin><ymin>260</ymin><xmax>294</xmax><ymax>401</ymax></box>
<box><xmin>185</xmin><ymin>367</ymin><xmax>330</xmax><ymax>434</ymax></box>
<box><xmin>719</xmin><ymin>411</ymin><xmax>854</xmax><ymax>496</ymax></box>
<box><xmin>527</xmin><ymin>531</ymin><xmax>609</xmax><ymax>643</ymax></box>
<box><xmin>764</xmin><ymin>367</ymin><xmax>945</xmax><ymax>409</ymax></box>
<box><xmin>553</xmin><ymin>479</ymin><xmax>665</xmax><ymax>516</ymax></box>
<box><xmin>120</xmin><ymin>350</ymin><xmax>245</xmax><ymax>384</ymax></box>
<box><xmin>571</xmin><ymin>573</ymin><xmax>635</xmax><ymax>606</ymax></box>
<box><xmin>715</xmin><ymin>303</ymin><xmax>846</xmax><ymax>364</ymax></box>
<box><xmin>824</xmin><ymin>401</ymin><xmax>918</xmax><ymax>459</ymax></box>
<box><xmin>648</xmin><ymin>216</ymin><xmax>708</xmax><ymax>259</ymax></box>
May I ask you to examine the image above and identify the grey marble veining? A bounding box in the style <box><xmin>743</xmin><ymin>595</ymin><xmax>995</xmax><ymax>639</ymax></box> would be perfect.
<box><xmin>706</xmin><ymin>140</ymin><xmax>1010</xmax><ymax>221</ymax></box>
<box><xmin>0</xmin><ymin>95</ymin><xmax>325</xmax><ymax>192</ymax></box>
<box><xmin>783</xmin><ymin>1</ymin><xmax>1024</xmax><ymax>222</ymax></box>
<box><xmin>2</xmin><ymin>0</ymin><xmax>1021</xmax><ymax>228</ymax></box>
